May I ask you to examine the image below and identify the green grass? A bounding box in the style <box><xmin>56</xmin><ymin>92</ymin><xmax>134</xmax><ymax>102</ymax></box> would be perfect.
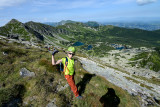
<box><xmin>59</xmin><ymin>34</ymin><xmax>74</xmax><ymax>41</ymax></box>
<box><xmin>124</xmin><ymin>76</ymin><xmax>140</xmax><ymax>84</ymax></box>
<box><xmin>0</xmin><ymin>39</ymin><xmax>140</xmax><ymax>107</ymax></box>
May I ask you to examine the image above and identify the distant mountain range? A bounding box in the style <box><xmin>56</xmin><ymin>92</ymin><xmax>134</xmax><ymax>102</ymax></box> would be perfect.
<box><xmin>44</xmin><ymin>20</ymin><xmax>77</xmax><ymax>27</ymax></box>
<box><xmin>44</xmin><ymin>20</ymin><xmax>160</xmax><ymax>31</ymax></box>
<box><xmin>102</xmin><ymin>22</ymin><xmax>160</xmax><ymax>31</ymax></box>
<box><xmin>0</xmin><ymin>19</ymin><xmax>160</xmax><ymax>55</ymax></box>
<box><xmin>44</xmin><ymin>20</ymin><xmax>100</xmax><ymax>28</ymax></box>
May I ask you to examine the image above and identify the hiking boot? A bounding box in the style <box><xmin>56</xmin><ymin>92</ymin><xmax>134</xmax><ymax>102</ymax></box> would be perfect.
<box><xmin>76</xmin><ymin>96</ymin><xmax>83</xmax><ymax>99</ymax></box>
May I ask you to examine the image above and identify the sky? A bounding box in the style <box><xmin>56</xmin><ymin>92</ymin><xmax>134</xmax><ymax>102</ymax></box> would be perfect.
<box><xmin>0</xmin><ymin>0</ymin><xmax>160</xmax><ymax>26</ymax></box>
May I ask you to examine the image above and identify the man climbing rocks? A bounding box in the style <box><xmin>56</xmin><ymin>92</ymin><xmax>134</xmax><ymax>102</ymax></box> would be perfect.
<box><xmin>52</xmin><ymin>47</ymin><xmax>82</xmax><ymax>99</ymax></box>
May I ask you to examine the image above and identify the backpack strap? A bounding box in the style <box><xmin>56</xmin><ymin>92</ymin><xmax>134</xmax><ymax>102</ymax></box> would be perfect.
<box><xmin>65</xmin><ymin>57</ymin><xmax>68</xmax><ymax>66</ymax></box>
<box><xmin>63</xmin><ymin>57</ymin><xmax>70</xmax><ymax>75</ymax></box>
<box><xmin>60</xmin><ymin>62</ymin><xmax>63</xmax><ymax>72</ymax></box>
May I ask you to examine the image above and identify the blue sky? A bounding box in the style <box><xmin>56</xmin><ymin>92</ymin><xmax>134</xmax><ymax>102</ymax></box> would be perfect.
<box><xmin>0</xmin><ymin>0</ymin><xmax>160</xmax><ymax>26</ymax></box>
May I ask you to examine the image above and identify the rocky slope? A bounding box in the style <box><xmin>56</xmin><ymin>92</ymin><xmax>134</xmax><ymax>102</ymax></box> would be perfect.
<box><xmin>77</xmin><ymin>56</ymin><xmax>160</xmax><ymax>106</ymax></box>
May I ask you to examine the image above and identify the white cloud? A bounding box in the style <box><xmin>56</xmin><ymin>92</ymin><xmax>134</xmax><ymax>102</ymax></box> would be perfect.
<box><xmin>0</xmin><ymin>0</ymin><xmax>27</xmax><ymax>7</ymax></box>
<box><xmin>136</xmin><ymin>0</ymin><xmax>157</xmax><ymax>5</ymax></box>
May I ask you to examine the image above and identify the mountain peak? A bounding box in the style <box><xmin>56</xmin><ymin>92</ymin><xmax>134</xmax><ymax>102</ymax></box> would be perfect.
<box><xmin>8</xmin><ymin>19</ymin><xmax>21</xmax><ymax>24</ymax></box>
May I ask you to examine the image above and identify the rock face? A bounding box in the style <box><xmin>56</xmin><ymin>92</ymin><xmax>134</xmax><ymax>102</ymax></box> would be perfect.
<box><xmin>19</xmin><ymin>68</ymin><xmax>35</xmax><ymax>77</ymax></box>
<box><xmin>77</xmin><ymin>56</ymin><xmax>160</xmax><ymax>106</ymax></box>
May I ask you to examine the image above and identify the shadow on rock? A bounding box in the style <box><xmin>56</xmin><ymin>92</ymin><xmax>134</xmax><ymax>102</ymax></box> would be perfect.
<box><xmin>77</xmin><ymin>73</ymin><xmax>96</xmax><ymax>95</ymax></box>
<box><xmin>100</xmin><ymin>88</ymin><xmax>120</xmax><ymax>107</ymax></box>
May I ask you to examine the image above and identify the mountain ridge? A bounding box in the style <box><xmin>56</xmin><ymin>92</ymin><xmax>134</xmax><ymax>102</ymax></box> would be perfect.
<box><xmin>1</xmin><ymin>19</ymin><xmax>160</xmax><ymax>49</ymax></box>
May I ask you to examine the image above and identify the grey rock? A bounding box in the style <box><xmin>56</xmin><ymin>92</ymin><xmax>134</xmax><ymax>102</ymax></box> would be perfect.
<box><xmin>19</xmin><ymin>68</ymin><xmax>35</xmax><ymax>77</ymax></box>
<box><xmin>3</xmin><ymin>52</ymin><xmax>8</xmax><ymax>55</ymax></box>
<box><xmin>57</xmin><ymin>84</ymin><xmax>69</xmax><ymax>92</ymax></box>
<box><xmin>46</xmin><ymin>102</ymin><xmax>57</xmax><ymax>107</ymax></box>
<box><xmin>46</xmin><ymin>99</ymin><xmax>57</xmax><ymax>107</ymax></box>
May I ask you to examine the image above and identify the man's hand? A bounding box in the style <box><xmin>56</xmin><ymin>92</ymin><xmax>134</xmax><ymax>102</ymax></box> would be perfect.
<box><xmin>52</xmin><ymin>49</ymin><xmax>59</xmax><ymax>56</ymax></box>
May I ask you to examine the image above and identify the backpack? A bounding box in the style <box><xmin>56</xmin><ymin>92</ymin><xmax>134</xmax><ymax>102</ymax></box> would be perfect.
<box><xmin>60</xmin><ymin>57</ymin><xmax>68</xmax><ymax>72</ymax></box>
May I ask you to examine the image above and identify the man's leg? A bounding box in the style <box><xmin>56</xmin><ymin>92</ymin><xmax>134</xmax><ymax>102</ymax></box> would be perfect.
<box><xmin>65</xmin><ymin>75</ymin><xmax>79</xmax><ymax>97</ymax></box>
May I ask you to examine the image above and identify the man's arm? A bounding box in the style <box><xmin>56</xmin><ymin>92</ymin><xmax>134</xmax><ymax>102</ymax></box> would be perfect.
<box><xmin>52</xmin><ymin>55</ymin><xmax>62</xmax><ymax>65</ymax></box>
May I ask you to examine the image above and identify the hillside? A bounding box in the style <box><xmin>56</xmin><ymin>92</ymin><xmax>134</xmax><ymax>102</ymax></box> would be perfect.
<box><xmin>154</xmin><ymin>29</ymin><xmax>160</xmax><ymax>34</ymax></box>
<box><xmin>0</xmin><ymin>38</ymin><xmax>141</xmax><ymax>106</ymax></box>
<box><xmin>48</xmin><ymin>21</ymin><xmax>160</xmax><ymax>48</ymax></box>
<box><xmin>1</xmin><ymin>19</ymin><xmax>160</xmax><ymax>70</ymax></box>
<box><xmin>1</xmin><ymin>19</ymin><xmax>160</xmax><ymax>71</ymax></box>
<box><xmin>1</xmin><ymin>19</ymin><xmax>160</xmax><ymax>49</ymax></box>
<box><xmin>53</xmin><ymin>23</ymin><xmax>160</xmax><ymax>56</ymax></box>
<box><xmin>0</xmin><ymin>19</ymin><xmax>44</xmax><ymax>42</ymax></box>
<box><xmin>41</xmin><ymin>20</ymin><xmax>160</xmax><ymax>48</ymax></box>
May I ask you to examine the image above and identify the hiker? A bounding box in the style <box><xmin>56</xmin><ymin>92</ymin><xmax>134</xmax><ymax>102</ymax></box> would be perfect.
<box><xmin>52</xmin><ymin>47</ymin><xmax>82</xmax><ymax>99</ymax></box>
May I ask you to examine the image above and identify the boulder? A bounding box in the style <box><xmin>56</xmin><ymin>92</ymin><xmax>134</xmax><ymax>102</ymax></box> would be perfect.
<box><xmin>19</xmin><ymin>68</ymin><xmax>35</xmax><ymax>77</ymax></box>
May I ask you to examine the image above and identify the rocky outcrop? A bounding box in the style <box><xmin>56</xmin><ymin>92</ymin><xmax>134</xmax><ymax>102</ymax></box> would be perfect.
<box><xmin>19</xmin><ymin>68</ymin><xmax>35</xmax><ymax>77</ymax></box>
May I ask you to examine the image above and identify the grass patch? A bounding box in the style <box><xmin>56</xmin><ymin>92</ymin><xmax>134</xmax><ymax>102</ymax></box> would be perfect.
<box><xmin>132</xmin><ymin>75</ymin><xmax>160</xmax><ymax>85</ymax></box>
<box><xmin>124</xmin><ymin>76</ymin><xmax>140</xmax><ymax>84</ymax></box>
<box><xmin>39</xmin><ymin>58</ymin><xmax>59</xmax><ymax>73</ymax></box>
<box><xmin>140</xmin><ymin>84</ymin><xmax>152</xmax><ymax>90</ymax></box>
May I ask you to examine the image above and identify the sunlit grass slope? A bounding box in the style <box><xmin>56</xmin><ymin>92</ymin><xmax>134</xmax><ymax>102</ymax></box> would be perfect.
<box><xmin>0</xmin><ymin>39</ymin><xmax>140</xmax><ymax>107</ymax></box>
